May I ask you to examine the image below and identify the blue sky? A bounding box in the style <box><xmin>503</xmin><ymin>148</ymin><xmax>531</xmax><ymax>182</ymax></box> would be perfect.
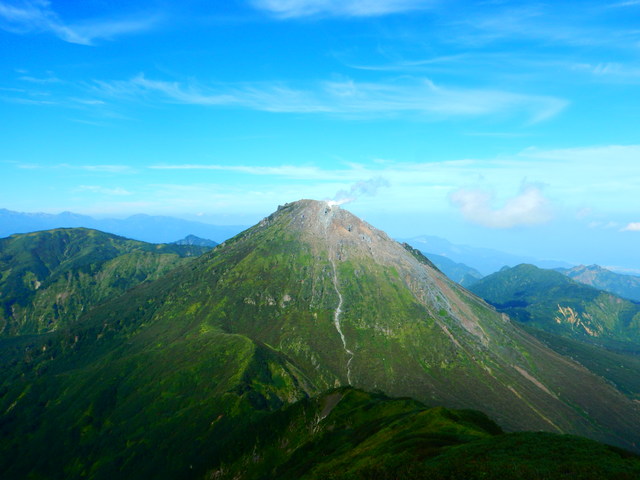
<box><xmin>1</xmin><ymin>0</ymin><xmax>640</xmax><ymax>270</ymax></box>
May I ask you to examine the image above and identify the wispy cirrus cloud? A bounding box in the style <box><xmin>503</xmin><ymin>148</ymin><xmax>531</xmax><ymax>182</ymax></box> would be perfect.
<box><xmin>251</xmin><ymin>0</ymin><xmax>435</xmax><ymax>18</ymax></box>
<box><xmin>93</xmin><ymin>75</ymin><xmax>239</xmax><ymax>107</ymax></box>
<box><xmin>588</xmin><ymin>220</ymin><xmax>619</xmax><ymax>230</ymax></box>
<box><xmin>0</xmin><ymin>95</ymin><xmax>57</xmax><ymax>105</ymax></box>
<box><xmin>0</xmin><ymin>0</ymin><xmax>159</xmax><ymax>45</ymax></box>
<box><xmin>8</xmin><ymin>144</ymin><xmax>636</xmax><ymax>234</ymax></box>
<box><xmin>609</xmin><ymin>1</ymin><xmax>640</xmax><ymax>7</ymax></box>
<box><xmin>18</xmin><ymin>72</ymin><xmax>62</xmax><ymax>84</ymax></box>
<box><xmin>149</xmin><ymin>164</ymin><xmax>339</xmax><ymax>180</ymax></box>
<box><xmin>448</xmin><ymin>2</ymin><xmax>640</xmax><ymax>51</ymax></box>
<box><xmin>9</xmin><ymin>161</ymin><xmax>137</xmax><ymax>174</ymax></box>
<box><xmin>153</xmin><ymin>145</ymin><xmax>640</xmax><ymax>209</ymax></box>
<box><xmin>570</xmin><ymin>62</ymin><xmax>640</xmax><ymax>82</ymax></box>
<box><xmin>75</xmin><ymin>185</ymin><xmax>132</xmax><ymax>196</ymax></box>
<box><xmin>93</xmin><ymin>74</ymin><xmax>567</xmax><ymax>122</ymax></box>
<box><xmin>518</xmin><ymin>144</ymin><xmax>640</xmax><ymax>165</ymax></box>
<box><xmin>74</xmin><ymin>164</ymin><xmax>136</xmax><ymax>173</ymax></box>
<box><xmin>344</xmin><ymin>54</ymin><xmax>470</xmax><ymax>73</ymax></box>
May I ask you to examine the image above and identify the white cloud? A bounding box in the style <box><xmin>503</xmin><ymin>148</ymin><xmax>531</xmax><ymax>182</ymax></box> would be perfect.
<box><xmin>12</xmin><ymin>162</ymin><xmax>138</xmax><ymax>173</ymax></box>
<box><xmin>610</xmin><ymin>1</ymin><xmax>640</xmax><ymax>7</ymax></box>
<box><xmin>58</xmin><ymin>164</ymin><xmax>136</xmax><ymax>174</ymax></box>
<box><xmin>150</xmin><ymin>164</ymin><xmax>337</xmax><ymax>180</ymax></box>
<box><xmin>0</xmin><ymin>95</ymin><xmax>56</xmax><ymax>105</ymax></box>
<box><xmin>568</xmin><ymin>62</ymin><xmax>640</xmax><ymax>82</ymax></box>
<box><xmin>80</xmin><ymin>165</ymin><xmax>135</xmax><ymax>173</ymax></box>
<box><xmin>518</xmin><ymin>144</ymin><xmax>640</xmax><ymax>164</ymax></box>
<box><xmin>622</xmin><ymin>222</ymin><xmax>640</xmax><ymax>231</ymax></box>
<box><xmin>454</xmin><ymin>3</ymin><xmax>640</xmax><ymax>50</ymax></box>
<box><xmin>0</xmin><ymin>0</ymin><xmax>158</xmax><ymax>45</ymax></box>
<box><xmin>93</xmin><ymin>74</ymin><xmax>566</xmax><ymax>122</ymax></box>
<box><xmin>76</xmin><ymin>185</ymin><xmax>132</xmax><ymax>196</ymax></box>
<box><xmin>251</xmin><ymin>0</ymin><xmax>433</xmax><ymax>18</ymax></box>
<box><xmin>71</xmin><ymin>98</ymin><xmax>107</xmax><ymax>106</ymax></box>
<box><xmin>511</xmin><ymin>145</ymin><xmax>640</xmax><ymax>199</ymax></box>
<box><xmin>588</xmin><ymin>221</ymin><xmax>619</xmax><ymax>229</ymax></box>
<box><xmin>147</xmin><ymin>144</ymin><xmax>640</xmax><ymax>218</ymax></box>
<box><xmin>449</xmin><ymin>184</ymin><xmax>553</xmax><ymax>229</ymax></box>
<box><xmin>26</xmin><ymin>143</ymin><xmax>632</xmax><ymax>224</ymax></box>
<box><xmin>18</xmin><ymin>73</ymin><xmax>62</xmax><ymax>84</ymax></box>
<box><xmin>344</xmin><ymin>54</ymin><xmax>469</xmax><ymax>73</ymax></box>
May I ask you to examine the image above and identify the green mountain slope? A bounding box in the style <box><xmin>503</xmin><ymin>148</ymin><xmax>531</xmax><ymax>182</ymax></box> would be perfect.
<box><xmin>210</xmin><ymin>387</ymin><xmax>640</xmax><ymax>480</ymax></box>
<box><xmin>526</xmin><ymin>327</ymin><xmax>640</xmax><ymax>400</ymax></box>
<box><xmin>558</xmin><ymin>264</ymin><xmax>640</xmax><ymax>302</ymax></box>
<box><xmin>2</xmin><ymin>201</ymin><xmax>640</xmax><ymax>478</ymax></box>
<box><xmin>0</xmin><ymin>275</ymin><xmax>314</xmax><ymax>479</ymax></box>
<box><xmin>469</xmin><ymin>264</ymin><xmax>640</xmax><ymax>349</ymax></box>
<box><xmin>0</xmin><ymin>228</ymin><xmax>209</xmax><ymax>336</ymax></box>
<box><xmin>138</xmin><ymin>201</ymin><xmax>638</xmax><ymax>449</ymax></box>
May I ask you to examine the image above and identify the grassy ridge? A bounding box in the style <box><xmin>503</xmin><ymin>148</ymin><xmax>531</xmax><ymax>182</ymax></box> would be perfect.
<box><xmin>209</xmin><ymin>388</ymin><xmax>640</xmax><ymax>480</ymax></box>
<box><xmin>0</xmin><ymin>325</ymin><xmax>313</xmax><ymax>479</ymax></box>
<box><xmin>0</xmin><ymin>228</ymin><xmax>210</xmax><ymax>336</ymax></box>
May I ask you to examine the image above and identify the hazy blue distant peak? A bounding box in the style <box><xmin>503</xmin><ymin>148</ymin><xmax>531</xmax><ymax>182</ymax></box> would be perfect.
<box><xmin>403</xmin><ymin>235</ymin><xmax>572</xmax><ymax>276</ymax></box>
<box><xmin>172</xmin><ymin>234</ymin><xmax>218</xmax><ymax>247</ymax></box>
<box><xmin>558</xmin><ymin>264</ymin><xmax>640</xmax><ymax>302</ymax></box>
<box><xmin>420</xmin><ymin>251</ymin><xmax>484</xmax><ymax>287</ymax></box>
<box><xmin>0</xmin><ymin>208</ymin><xmax>246</xmax><ymax>244</ymax></box>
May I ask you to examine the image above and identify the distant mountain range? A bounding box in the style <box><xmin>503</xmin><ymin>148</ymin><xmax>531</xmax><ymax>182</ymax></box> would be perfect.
<box><xmin>0</xmin><ymin>208</ymin><xmax>577</xmax><ymax>277</ymax></box>
<box><xmin>557</xmin><ymin>264</ymin><xmax>640</xmax><ymax>303</ymax></box>
<box><xmin>424</xmin><ymin>250</ymin><xmax>640</xmax><ymax>305</ymax></box>
<box><xmin>469</xmin><ymin>264</ymin><xmax>640</xmax><ymax>349</ymax></box>
<box><xmin>0</xmin><ymin>208</ymin><xmax>245</xmax><ymax>244</ymax></box>
<box><xmin>404</xmin><ymin>235</ymin><xmax>572</xmax><ymax>276</ymax></box>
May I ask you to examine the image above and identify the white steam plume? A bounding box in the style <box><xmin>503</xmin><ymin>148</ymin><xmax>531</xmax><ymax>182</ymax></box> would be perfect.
<box><xmin>327</xmin><ymin>177</ymin><xmax>390</xmax><ymax>207</ymax></box>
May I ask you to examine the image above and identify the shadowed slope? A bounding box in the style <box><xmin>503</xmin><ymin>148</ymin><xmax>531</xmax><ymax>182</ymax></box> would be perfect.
<box><xmin>207</xmin><ymin>387</ymin><xmax>640</xmax><ymax>480</ymax></box>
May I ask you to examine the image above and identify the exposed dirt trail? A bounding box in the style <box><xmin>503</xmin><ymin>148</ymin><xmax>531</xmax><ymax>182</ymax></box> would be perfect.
<box><xmin>330</xmin><ymin>256</ymin><xmax>354</xmax><ymax>384</ymax></box>
<box><xmin>323</xmin><ymin>203</ymin><xmax>354</xmax><ymax>385</ymax></box>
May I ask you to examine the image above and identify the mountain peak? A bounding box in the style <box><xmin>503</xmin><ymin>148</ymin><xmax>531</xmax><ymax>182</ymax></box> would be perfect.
<box><xmin>270</xmin><ymin>199</ymin><xmax>365</xmax><ymax>230</ymax></box>
<box><xmin>172</xmin><ymin>234</ymin><xmax>217</xmax><ymax>247</ymax></box>
<box><xmin>560</xmin><ymin>262</ymin><xmax>640</xmax><ymax>302</ymax></box>
<box><xmin>260</xmin><ymin>199</ymin><xmax>400</xmax><ymax>263</ymax></box>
